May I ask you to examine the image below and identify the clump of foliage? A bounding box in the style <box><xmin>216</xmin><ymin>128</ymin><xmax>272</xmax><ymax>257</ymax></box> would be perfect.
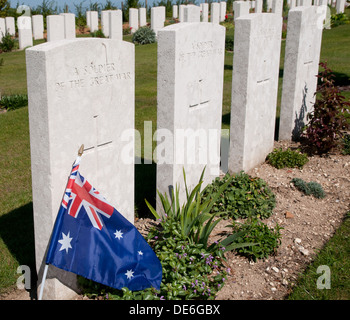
<box><xmin>90</xmin><ymin>30</ymin><xmax>105</xmax><ymax>38</ymax></box>
<box><xmin>331</xmin><ymin>12</ymin><xmax>349</xmax><ymax>27</ymax></box>
<box><xmin>146</xmin><ymin>169</ymin><xmax>254</xmax><ymax>251</ymax></box>
<box><xmin>0</xmin><ymin>32</ymin><xmax>15</xmax><ymax>53</ymax></box>
<box><xmin>267</xmin><ymin>148</ymin><xmax>309</xmax><ymax>169</ymax></box>
<box><xmin>342</xmin><ymin>133</ymin><xmax>350</xmax><ymax>155</ymax></box>
<box><xmin>0</xmin><ymin>94</ymin><xmax>28</xmax><ymax>111</ymax></box>
<box><xmin>132</xmin><ymin>27</ymin><xmax>156</xmax><ymax>45</ymax></box>
<box><xmin>229</xmin><ymin>217</ymin><xmax>283</xmax><ymax>262</ymax></box>
<box><xmin>291</xmin><ymin>178</ymin><xmax>326</xmax><ymax>199</ymax></box>
<box><xmin>201</xmin><ymin>171</ymin><xmax>276</xmax><ymax>220</ymax></box>
<box><xmin>225</xmin><ymin>33</ymin><xmax>234</xmax><ymax>51</ymax></box>
<box><xmin>79</xmin><ymin>224</ymin><xmax>229</xmax><ymax>300</ymax></box>
<box><xmin>79</xmin><ymin>169</ymin><xmax>251</xmax><ymax>300</ymax></box>
<box><xmin>302</xmin><ymin>62</ymin><xmax>350</xmax><ymax>154</ymax></box>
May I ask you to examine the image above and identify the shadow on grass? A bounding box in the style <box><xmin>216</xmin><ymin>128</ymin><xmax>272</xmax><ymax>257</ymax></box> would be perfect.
<box><xmin>222</xmin><ymin>113</ymin><xmax>281</xmax><ymax>142</ymax></box>
<box><xmin>135</xmin><ymin>160</ymin><xmax>157</xmax><ymax>219</ymax></box>
<box><xmin>0</xmin><ymin>202</ymin><xmax>37</xmax><ymax>295</ymax></box>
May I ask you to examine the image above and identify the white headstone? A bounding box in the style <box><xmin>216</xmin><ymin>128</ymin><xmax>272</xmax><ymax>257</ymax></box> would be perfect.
<box><xmin>267</xmin><ymin>0</ymin><xmax>273</xmax><ymax>10</ymax></box>
<box><xmin>86</xmin><ymin>10</ymin><xmax>91</xmax><ymax>28</ymax></box>
<box><xmin>220</xmin><ymin>1</ymin><xmax>227</xmax><ymax>22</ymax></box>
<box><xmin>60</xmin><ymin>13</ymin><xmax>76</xmax><ymax>39</ymax></box>
<box><xmin>0</xmin><ymin>18</ymin><xmax>5</xmax><ymax>41</ymax></box>
<box><xmin>279</xmin><ymin>6</ymin><xmax>326</xmax><ymax>140</ymax></box>
<box><xmin>336</xmin><ymin>0</ymin><xmax>345</xmax><ymax>13</ymax></box>
<box><xmin>201</xmin><ymin>3</ymin><xmax>209</xmax><ymax>22</ymax></box>
<box><xmin>32</xmin><ymin>15</ymin><xmax>44</xmax><ymax>40</ymax></box>
<box><xmin>173</xmin><ymin>5</ymin><xmax>178</xmax><ymax>19</ymax></box>
<box><xmin>255</xmin><ymin>0</ymin><xmax>263</xmax><ymax>13</ymax></box>
<box><xmin>47</xmin><ymin>15</ymin><xmax>65</xmax><ymax>42</ymax></box>
<box><xmin>184</xmin><ymin>5</ymin><xmax>201</xmax><ymax>22</ymax></box>
<box><xmin>179</xmin><ymin>5</ymin><xmax>186</xmax><ymax>22</ymax></box>
<box><xmin>101</xmin><ymin>10</ymin><xmax>110</xmax><ymax>37</ymax></box>
<box><xmin>272</xmin><ymin>0</ymin><xmax>283</xmax><ymax>15</ymax></box>
<box><xmin>26</xmin><ymin>38</ymin><xmax>135</xmax><ymax>300</ymax></box>
<box><xmin>89</xmin><ymin>11</ymin><xmax>98</xmax><ymax>32</ymax></box>
<box><xmin>129</xmin><ymin>8</ymin><xmax>139</xmax><ymax>33</ymax></box>
<box><xmin>109</xmin><ymin>10</ymin><xmax>123</xmax><ymax>40</ymax></box>
<box><xmin>290</xmin><ymin>0</ymin><xmax>296</xmax><ymax>9</ymax></box>
<box><xmin>228</xmin><ymin>13</ymin><xmax>282</xmax><ymax>173</ymax></box>
<box><xmin>17</xmin><ymin>16</ymin><xmax>33</xmax><ymax>49</ymax></box>
<box><xmin>157</xmin><ymin>22</ymin><xmax>225</xmax><ymax>207</ymax></box>
<box><xmin>5</xmin><ymin>17</ymin><xmax>15</xmax><ymax>36</ymax></box>
<box><xmin>139</xmin><ymin>7</ymin><xmax>147</xmax><ymax>27</ymax></box>
<box><xmin>151</xmin><ymin>6</ymin><xmax>166</xmax><ymax>36</ymax></box>
<box><xmin>211</xmin><ymin>3</ymin><xmax>220</xmax><ymax>23</ymax></box>
<box><xmin>233</xmin><ymin>1</ymin><xmax>250</xmax><ymax>20</ymax></box>
<box><xmin>300</xmin><ymin>0</ymin><xmax>312</xmax><ymax>5</ymax></box>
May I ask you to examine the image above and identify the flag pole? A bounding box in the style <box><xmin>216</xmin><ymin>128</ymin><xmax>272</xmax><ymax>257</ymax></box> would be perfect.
<box><xmin>38</xmin><ymin>144</ymin><xmax>84</xmax><ymax>300</ymax></box>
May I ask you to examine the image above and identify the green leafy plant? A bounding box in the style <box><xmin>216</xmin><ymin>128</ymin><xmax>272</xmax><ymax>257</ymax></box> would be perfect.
<box><xmin>291</xmin><ymin>178</ymin><xmax>326</xmax><ymax>199</ymax></box>
<box><xmin>0</xmin><ymin>94</ymin><xmax>28</xmax><ymax>111</ymax></box>
<box><xmin>229</xmin><ymin>217</ymin><xmax>283</xmax><ymax>262</ymax></box>
<box><xmin>201</xmin><ymin>172</ymin><xmax>276</xmax><ymax>220</ymax></box>
<box><xmin>302</xmin><ymin>62</ymin><xmax>350</xmax><ymax>154</ymax></box>
<box><xmin>267</xmin><ymin>148</ymin><xmax>309</xmax><ymax>169</ymax></box>
<box><xmin>225</xmin><ymin>33</ymin><xmax>234</xmax><ymax>51</ymax></box>
<box><xmin>0</xmin><ymin>32</ymin><xmax>15</xmax><ymax>53</ymax></box>
<box><xmin>90</xmin><ymin>29</ymin><xmax>105</xmax><ymax>38</ymax></box>
<box><xmin>132</xmin><ymin>27</ymin><xmax>156</xmax><ymax>45</ymax></box>
<box><xmin>145</xmin><ymin>168</ymin><xmax>233</xmax><ymax>250</ymax></box>
<box><xmin>331</xmin><ymin>12</ymin><xmax>349</xmax><ymax>27</ymax></box>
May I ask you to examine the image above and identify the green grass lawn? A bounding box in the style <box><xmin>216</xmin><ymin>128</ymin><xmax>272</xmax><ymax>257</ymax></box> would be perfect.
<box><xmin>0</xmin><ymin>15</ymin><xmax>349</xmax><ymax>296</ymax></box>
<box><xmin>287</xmin><ymin>213</ymin><xmax>350</xmax><ymax>300</ymax></box>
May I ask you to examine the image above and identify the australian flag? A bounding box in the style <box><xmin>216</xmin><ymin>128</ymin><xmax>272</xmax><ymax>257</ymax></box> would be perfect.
<box><xmin>45</xmin><ymin>161</ymin><xmax>162</xmax><ymax>291</ymax></box>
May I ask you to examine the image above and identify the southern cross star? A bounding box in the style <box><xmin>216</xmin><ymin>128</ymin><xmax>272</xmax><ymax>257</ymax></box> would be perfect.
<box><xmin>125</xmin><ymin>269</ymin><xmax>134</xmax><ymax>279</ymax></box>
<box><xmin>58</xmin><ymin>231</ymin><xmax>73</xmax><ymax>254</ymax></box>
<box><xmin>114</xmin><ymin>229</ymin><xmax>123</xmax><ymax>240</ymax></box>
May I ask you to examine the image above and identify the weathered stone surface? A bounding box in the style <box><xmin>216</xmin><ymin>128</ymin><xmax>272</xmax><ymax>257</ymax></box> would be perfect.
<box><xmin>26</xmin><ymin>38</ymin><xmax>135</xmax><ymax>299</ymax></box>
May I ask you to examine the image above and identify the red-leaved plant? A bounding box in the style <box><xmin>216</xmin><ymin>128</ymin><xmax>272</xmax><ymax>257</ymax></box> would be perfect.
<box><xmin>302</xmin><ymin>62</ymin><xmax>350</xmax><ymax>154</ymax></box>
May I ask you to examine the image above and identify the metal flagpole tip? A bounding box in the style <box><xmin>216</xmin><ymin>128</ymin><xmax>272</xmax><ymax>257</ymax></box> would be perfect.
<box><xmin>78</xmin><ymin>144</ymin><xmax>84</xmax><ymax>157</ymax></box>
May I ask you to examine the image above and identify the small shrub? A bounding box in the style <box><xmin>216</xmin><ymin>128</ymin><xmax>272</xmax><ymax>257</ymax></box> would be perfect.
<box><xmin>225</xmin><ymin>34</ymin><xmax>234</xmax><ymax>51</ymax></box>
<box><xmin>229</xmin><ymin>218</ymin><xmax>283</xmax><ymax>262</ymax></box>
<box><xmin>291</xmin><ymin>178</ymin><xmax>326</xmax><ymax>199</ymax></box>
<box><xmin>145</xmin><ymin>168</ymin><xmax>234</xmax><ymax>250</ymax></box>
<box><xmin>123</xmin><ymin>27</ymin><xmax>132</xmax><ymax>36</ymax></box>
<box><xmin>342</xmin><ymin>133</ymin><xmax>350</xmax><ymax>155</ymax></box>
<box><xmin>90</xmin><ymin>30</ymin><xmax>105</xmax><ymax>38</ymax></box>
<box><xmin>331</xmin><ymin>12</ymin><xmax>349</xmax><ymax>27</ymax></box>
<box><xmin>0</xmin><ymin>94</ymin><xmax>28</xmax><ymax>111</ymax></box>
<box><xmin>132</xmin><ymin>27</ymin><xmax>156</xmax><ymax>45</ymax></box>
<box><xmin>201</xmin><ymin>171</ymin><xmax>276</xmax><ymax>220</ymax></box>
<box><xmin>302</xmin><ymin>62</ymin><xmax>350</xmax><ymax>154</ymax></box>
<box><xmin>267</xmin><ymin>148</ymin><xmax>309</xmax><ymax>169</ymax></box>
<box><xmin>0</xmin><ymin>32</ymin><xmax>15</xmax><ymax>53</ymax></box>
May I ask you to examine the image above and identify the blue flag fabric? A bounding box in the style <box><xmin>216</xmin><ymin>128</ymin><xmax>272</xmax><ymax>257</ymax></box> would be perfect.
<box><xmin>45</xmin><ymin>162</ymin><xmax>162</xmax><ymax>291</ymax></box>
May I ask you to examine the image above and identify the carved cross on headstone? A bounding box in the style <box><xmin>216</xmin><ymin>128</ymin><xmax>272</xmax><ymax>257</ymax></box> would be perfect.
<box><xmin>83</xmin><ymin>114</ymin><xmax>113</xmax><ymax>156</ymax></box>
<box><xmin>188</xmin><ymin>78</ymin><xmax>210</xmax><ymax>109</ymax></box>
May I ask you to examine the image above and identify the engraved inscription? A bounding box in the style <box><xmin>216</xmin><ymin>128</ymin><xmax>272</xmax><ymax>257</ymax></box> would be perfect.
<box><xmin>257</xmin><ymin>78</ymin><xmax>270</xmax><ymax>84</ymax></box>
<box><xmin>179</xmin><ymin>41</ymin><xmax>223</xmax><ymax>63</ymax></box>
<box><xmin>55</xmin><ymin>61</ymin><xmax>132</xmax><ymax>91</ymax></box>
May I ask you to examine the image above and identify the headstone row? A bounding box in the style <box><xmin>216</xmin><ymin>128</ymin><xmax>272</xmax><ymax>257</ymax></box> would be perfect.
<box><xmin>26</xmin><ymin>5</ymin><xmax>327</xmax><ymax>299</ymax></box>
<box><xmin>175</xmin><ymin>2</ymin><xmax>227</xmax><ymax>23</ymax></box>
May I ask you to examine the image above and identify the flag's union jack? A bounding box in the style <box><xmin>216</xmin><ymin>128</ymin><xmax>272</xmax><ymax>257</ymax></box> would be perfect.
<box><xmin>62</xmin><ymin>163</ymin><xmax>114</xmax><ymax>230</ymax></box>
